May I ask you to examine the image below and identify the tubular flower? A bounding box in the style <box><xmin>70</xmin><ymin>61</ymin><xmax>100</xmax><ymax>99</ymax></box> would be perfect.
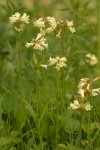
<box><xmin>69</xmin><ymin>77</ymin><xmax>100</xmax><ymax>112</ymax></box>
<box><xmin>69</xmin><ymin>100</ymin><xmax>81</xmax><ymax>110</ymax></box>
<box><xmin>69</xmin><ymin>100</ymin><xmax>92</xmax><ymax>111</ymax></box>
<box><xmin>77</xmin><ymin>78</ymin><xmax>91</xmax><ymax>98</ymax></box>
<box><xmin>78</xmin><ymin>89</ymin><xmax>85</xmax><ymax>98</ymax></box>
<box><xmin>84</xmin><ymin>102</ymin><xmax>92</xmax><ymax>111</ymax></box>
<box><xmin>9</xmin><ymin>12</ymin><xmax>21</xmax><ymax>24</ymax></box>
<box><xmin>56</xmin><ymin>19</ymin><xmax>76</xmax><ymax>38</ymax></box>
<box><xmin>66</xmin><ymin>20</ymin><xmax>76</xmax><ymax>33</ymax></box>
<box><xmin>78</xmin><ymin>78</ymin><xmax>91</xmax><ymax>89</ymax></box>
<box><xmin>25</xmin><ymin>42</ymin><xmax>34</xmax><ymax>48</ymax></box>
<box><xmin>33</xmin><ymin>17</ymin><xmax>57</xmax><ymax>33</ymax></box>
<box><xmin>46</xmin><ymin>17</ymin><xmax>57</xmax><ymax>31</ymax></box>
<box><xmin>66</xmin><ymin>21</ymin><xmax>73</xmax><ymax>27</ymax></box>
<box><xmin>9</xmin><ymin>12</ymin><xmax>29</xmax><ymax>24</ymax></box>
<box><xmin>85</xmin><ymin>53</ymin><xmax>98</xmax><ymax>65</ymax></box>
<box><xmin>20</xmin><ymin>13</ymin><xmax>30</xmax><ymax>24</ymax></box>
<box><xmin>91</xmin><ymin>88</ymin><xmax>100</xmax><ymax>96</ymax></box>
<box><xmin>48</xmin><ymin>56</ymin><xmax>67</xmax><ymax>71</ymax></box>
<box><xmin>69</xmin><ymin>27</ymin><xmax>76</xmax><ymax>33</ymax></box>
<box><xmin>9</xmin><ymin>12</ymin><xmax>29</xmax><ymax>32</ymax></box>
<box><xmin>77</xmin><ymin>77</ymin><xmax>100</xmax><ymax>98</ymax></box>
<box><xmin>33</xmin><ymin>18</ymin><xmax>45</xmax><ymax>28</ymax></box>
<box><xmin>25</xmin><ymin>33</ymin><xmax>48</xmax><ymax>51</ymax></box>
<box><xmin>56</xmin><ymin>29</ymin><xmax>62</xmax><ymax>38</ymax></box>
<box><xmin>40</xmin><ymin>64</ymin><xmax>48</xmax><ymax>69</ymax></box>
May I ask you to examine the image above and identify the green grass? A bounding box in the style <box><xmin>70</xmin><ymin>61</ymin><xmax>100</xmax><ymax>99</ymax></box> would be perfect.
<box><xmin>0</xmin><ymin>0</ymin><xmax>100</xmax><ymax>150</ymax></box>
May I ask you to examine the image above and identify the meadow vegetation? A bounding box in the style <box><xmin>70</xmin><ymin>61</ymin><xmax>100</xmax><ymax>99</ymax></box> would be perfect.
<box><xmin>0</xmin><ymin>0</ymin><xmax>100</xmax><ymax>149</ymax></box>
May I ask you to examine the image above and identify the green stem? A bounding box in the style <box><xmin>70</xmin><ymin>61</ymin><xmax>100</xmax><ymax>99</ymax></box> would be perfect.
<box><xmin>18</xmin><ymin>33</ymin><xmax>24</xmax><ymax>150</ymax></box>
<box><xmin>61</xmin><ymin>29</ymin><xmax>65</xmax><ymax>55</ymax></box>
<box><xmin>55</xmin><ymin>70</ymin><xmax>60</xmax><ymax>146</ymax></box>
<box><xmin>36</xmin><ymin>69</ymin><xmax>39</xmax><ymax>114</ymax></box>
<box><xmin>60</xmin><ymin>31</ymin><xmax>65</xmax><ymax>115</ymax></box>
<box><xmin>59</xmin><ymin>31</ymin><xmax>65</xmax><ymax>143</ymax></box>
<box><xmin>33</xmin><ymin>51</ymin><xmax>43</xmax><ymax>149</ymax></box>
<box><xmin>18</xmin><ymin>33</ymin><xmax>23</xmax><ymax>98</ymax></box>
<box><xmin>87</xmin><ymin>111</ymin><xmax>91</xmax><ymax>141</ymax></box>
<box><xmin>42</xmin><ymin>51</ymin><xmax>45</xmax><ymax>101</ymax></box>
<box><xmin>33</xmin><ymin>50</ymin><xmax>39</xmax><ymax>114</ymax></box>
<box><xmin>61</xmin><ymin>74</ymin><xmax>64</xmax><ymax>114</ymax></box>
<box><xmin>75</xmin><ymin>110</ymin><xmax>83</xmax><ymax>147</ymax></box>
<box><xmin>42</xmin><ymin>51</ymin><xmax>49</xmax><ymax>148</ymax></box>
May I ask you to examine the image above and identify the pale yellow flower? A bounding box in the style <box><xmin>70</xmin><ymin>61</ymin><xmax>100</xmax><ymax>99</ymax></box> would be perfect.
<box><xmin>66</xmin><ymin>20</ymin><xmax>73</xmax><ymax>27</ymax></box>
<box><xmin>33</xmin><ymin>17</ymin><xmax>57</xmax><ymax>34</ymax></box>
<box><xmin>69</xmin><ymin>100</ymin><xmax>81</xmax><ymax>110</ymax></box>
<box><xmin>20</xmin><ymin>13</ymin><xmax>30</xmax><ymax>24</ymax></box>
<box><xmin>9</xmin><ymin>12</ymin><xmax>21</xmax><ymax>24</ymax></box>
<box><xmin>40</xmin><ymin>64</ymin><xmax>48</xmax><ymax>69</ymax></box>
<box><xmin>77</xmin><ymin>77</ymin><xmax>100</xmax><ymax>98</ymax></box>
<box><xmin>86</xmin><ymin>53</ymin><xmax>98</xmax><ymax>65</ymax></box>
<box><xmin>66</xmin><ymin>20</ymin><xmax>76</xmax><ymax>33</ymax></box>
<box><xmin>69</xmin><ymin>100</ymin><xmax>92</xmax><ymax>111</ymax></box>
<box><xmin>78</xmin><ymin>78</ymin><xmax>90</xmax><ymax>89</ymax></box>
<box><xmin>33</xmin><ymin>18</ymin><xmax>45</xmax><ymax>28</ymax></box>
<box><xmin>25</xmin><ymin>33</ymin><xmax>48</xmax><ymax>51</ymax></box>
<box><xmin>48</xmin><ymin>56</ymin><xmax>67</xmax><ymax>71</ymax></box>
<box><xmin>46</xmin><ymin>17</ymin><xmax>57</xmax><ymax>30</ymax></box>
<box><xmin>69</xmin><ymin>27</ymin><xmax>76</xmax><ymax>33</ymax></box>
<box><xmin>84</xmin><ymin>102</ymin><xmax>92</xmax><ymax>111</ymax></box>
<box><xmin>9</xmin><ymin>12</ymin><xmax>29</xmax><ymax>24</ymax></box>
<box><xmin>91</xmin><ymin>88</ymin><xmax>100</xmax><ymax>96</ymax></box>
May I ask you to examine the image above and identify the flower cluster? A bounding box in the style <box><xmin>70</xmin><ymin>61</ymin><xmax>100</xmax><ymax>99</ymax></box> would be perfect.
<box><xmin>33</xmin><ymin>17</ymin><xmax>57</xmax><ymax>33</ymax></box>
<box><xmin>56</xmin><ymin>19</ymin><xmax>76</xmax><ymax>38</ymax></box>
<box><xmin>33</xmin><ymin>17</ymin><xmax>75</xmax><ymax>36</ymax></box>
<box><xmin>85</xmin><ymin>53</ymin><xmax>98</xmax><ymax>65</ymax></box>
<box><xmin>40</xmin><ymin>56</ymin><xmax>67</xmax><ymax>70</ymax></box>
<box><xmin>25</xmin><ymin>33</ymin><xmax>48</xmax><ymax>51</ymax></box>
<box><xmin>25</xmin><ymin>16</ymin><xmax>75</xmax><ymax>51</ymax></box>
<box><xmin>78</xmin><ymin>78</ymin><xmax>91</xmax><ymax>98</ymax></box>
<box><xmin>25</xmin><ymin>16</ymin><xmax>58</xmax><ymax>51</ymax></box>
<box><xmin>9</xmin><ymin>12</ymin><xmax>29</xmax><ymax>24</ymax></box>
<box><xmin>69</xmin><ymin>100</ymin><xmax>92</xmax><ymax>111</ymax></box>
<box><xmin>69</xmin><ymin>77</ymin><xmax>100</xmax><ymax>111</ymax></box>
<box><xmin>78</xmin><ymin>77</ymin><xmax>100</xmax><ymax>98</ymax></box>
<box><xmin>46</xmin><ymin>17</ymin><xmax>57</xmax><ymax>32</ymax></box>
<box><xmin>33</xmin><ymin>18</ymin><xmax>45</xmax><ymax>28</ymax></box>
<box><xmin>66</xmin><ymin>20</ymin><xmax>76</xmax><ymax>33</ymax></box>
<box><xmin>48</xmin><ymin>56</ymin><xmax>67</xmax><ymax>71</ymax></box>
<box><xmin>9</xmin><ymin>12</ymin><xmax>29</xmax><ymax>32</ymax></box>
